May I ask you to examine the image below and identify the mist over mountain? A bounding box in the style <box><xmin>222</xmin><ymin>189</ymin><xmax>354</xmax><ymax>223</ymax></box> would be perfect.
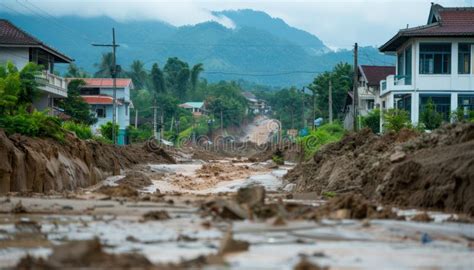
<box><xmin>0</xmin><ymin>9</ymin><xmax>394</xmax><ymax>87</ymax></box>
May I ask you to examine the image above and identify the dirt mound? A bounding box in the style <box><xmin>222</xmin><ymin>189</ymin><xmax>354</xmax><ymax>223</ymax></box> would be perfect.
<box><xmin>97</xmin><ymin>185</ymin><xmax>139</xmax><ymax>198</ymax></box>
<box><xmin>15</xmin><ymin>238</ymin><xmax>152</xmax><ymax>269</ymax></box>
<box><xmin>0</xmin><ymin>130</ymin><xmax>175</xmax><ymax>194</ymax></box>
<box><xmin>116</xmin><ymin>171</ymin><xmax>152</xmax><ymax>189</ymax></box>
<box><xmin>285</xmin><ymin>123</ymin><xmax>474</xmax><ymax>215</ymax></box>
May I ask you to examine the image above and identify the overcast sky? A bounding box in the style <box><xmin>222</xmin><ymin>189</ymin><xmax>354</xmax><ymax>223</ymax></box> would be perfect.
<box><xmin>1</xmin><ymin>0</ymin><xmax>472</xmax><ymax>49</ymax></box>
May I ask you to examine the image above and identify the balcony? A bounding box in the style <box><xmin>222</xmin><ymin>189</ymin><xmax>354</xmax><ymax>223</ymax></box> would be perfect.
<box><xmin>35</xmin><ymin>70</ymin><xmax>68</xmax><ymax>98</ymax></box>
<box><xmin>380</xmin><ymin>75</ymin><xmax>413</xmax><ymax>96</ymax></box>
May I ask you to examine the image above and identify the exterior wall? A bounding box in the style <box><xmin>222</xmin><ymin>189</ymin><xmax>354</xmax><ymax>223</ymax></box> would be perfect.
<box><xmin>381</xmin><ymin>37</ymin><xmax>474</xmax><ymax>126</ymax></box>
<box><xmin>0</xmin><ymin>47</ymin><xmax>29</xmax><ymax>69</ymax></box>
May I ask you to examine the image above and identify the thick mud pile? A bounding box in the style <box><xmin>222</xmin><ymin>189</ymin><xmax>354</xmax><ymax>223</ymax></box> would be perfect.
<box><xmin>0</xmin><ymin>130</ymin><xmax>175</xmax><ymax>194</ymax></box>
<box><xmin>285</xmin><ymin>123</ymin><xmax>474</xmax><ymax>215</ymax></box>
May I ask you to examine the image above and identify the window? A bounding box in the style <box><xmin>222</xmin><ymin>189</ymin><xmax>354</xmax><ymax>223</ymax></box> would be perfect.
<box><xmin>458</xmin><ymin>43</ymin><xmax>471</xmax><ymax>74</ymax></box>
<box><xmin>96</xmin><ymin>107</ymin><xmax>106</xmax><ymax>118</ymax></box>
<box><xmin>367</xmin><ymin>100</ymin><xmax>375</xmax><ymax>110</ymax></box>
<box><xmin>405</xmin><ymin>46</ymin><xmax>412</xmax><ymax>84</ymax></box>
<box><xmin>419</xmin><ymin>43</ymin><xmax>451</xmax><ymax>74</ymax></box>
<box><xmin>397</xmin><ymin>52</ymin><xmax>405</xmax><ymax>76</ymax></box>
<box><xmin>125</xmin><ymin>105</ymin><xmax>128</xmax><ymax>116</ymax></box>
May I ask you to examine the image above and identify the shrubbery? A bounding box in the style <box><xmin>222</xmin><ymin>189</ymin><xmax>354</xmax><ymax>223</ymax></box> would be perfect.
<box><xmin>0</xmin><ymin>111</ymin><xmax>64</xmax><ymax>141</ymax></box>
<box><xmin>99</xmin><ymin>122</ymin><xmax>119</xmax><ymax>141</ymax></box>
<box><xmin>361</xmin><ymin>109</ymin><xmax>380</xmax><ymax>133</ymax></box>
<box><xmin>383</xmin><ymin>109</ymin><xmax>411</xmax><ymax>132</ymax></box>
<box><xmin>127</xmin><ymin>126</ymin><xmax>152</xmax><ymax>143</ymax></box>
<box><xmin>420</xmin><ymin>98</ymin><xmax>442</xmax><ymax>130</ymax></box>
<box><xmin>299</xmin><ymin>122</ymin><xmax>345</xmax><ymax>158</ymax></box>
<box><xmin>63</xmin><ymin>121</ymin><xmax>92</xmax><ymax>140</ymax></box>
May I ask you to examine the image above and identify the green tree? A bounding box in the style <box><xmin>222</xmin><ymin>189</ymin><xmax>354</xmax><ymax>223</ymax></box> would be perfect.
<box><xmin>128</xmin><ymin>60</ymin><xmax>148</xmax><ymax>90</ymax></box>
<box><xmin>94</xmin><ymin>52</ymin><xmax>114</xmax><ymax>78</ymax></box>
<box><xmin>59</xmin><ymin>79</ymin><xmax>97</xmax><ymax>125</ymax></box>
<box><xmin>164</xmin><ymin>57</ymin><xmax>190</xmax><ymax>101</ymax></box>
<box><xmin>65</xmin><ymin>63</ymin><xmax>88</xmax><ymax>78</ymax></box>
<box><xmin>18</xmin><ymin>62</ymin><xmax>42</xmax><ymax>109</ymax></box>
<box><xmin>362</xmin><ymin>109</ymin><xmax>381</xmax><ymax>133</ymax></box>
<box><xmin>308</xmin><ymin>62</ymin><xmax>353</xmax><ymax>121</ymax></box>
<box><xmin>420</xmin><ymin>98</ymin><xmax>442</xmax><ymax>130</ymax></box>
<box><xmin>0</xmin><ymin>62</ymin><xmax>21</xmax><ymax>115</ymax></box>
<box><xmin>190</xmin><ymin>63</ymin><xmax>204</xmax><ymax>92</ymax></box>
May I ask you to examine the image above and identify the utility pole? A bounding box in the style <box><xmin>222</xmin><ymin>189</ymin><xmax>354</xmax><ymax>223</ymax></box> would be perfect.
<box><xmin>93</xmin><ymin>28</ymin><xmax>119</xmax><ymax>145</ymax></box>
<box><xmin>153</xmin><ymin>104</ymin><xmax>157</xmax><ymax>140</ymax></box>
<box><xmin>352</xmin><ymin>42</ymin><xmax>359</xmax><ymax>131</ymax></box>
<box><xmin>301</xmin><ymin>87</ymin><xmax>305</xmax><ymax>128</ymax></box>
<box><xmin>220</xmin><ymin>110</ymin><xmax>223</xmax><ymax>131</ymax></box>
<box><xmin>329</xmin><ymin>80</ymin><xmax>333</xmax><ymax>123</ymax></box>
<box><xmin>134</xmin><ymin>109</ymin><xmax>138</xmax><ymax>128</ymax></box>
<box><xmin>312</xmin><ymin>88</ymin><xmax>316</xmax><ymax>130</ymax></box>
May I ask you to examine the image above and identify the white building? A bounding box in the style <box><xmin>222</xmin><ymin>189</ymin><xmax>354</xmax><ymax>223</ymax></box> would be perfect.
<box><xmin>0</xmin><ymin>19</ymin><xmax>72</xmax><ymax>113</ymax></box>
<box><xmin>179</xmin><ymin>102</ymin><xmax>205</xmax><ymax>117</ymax></box>
<box><xmin>379</xmin><ymin>3</ymin><xmax>474</xmax><ymax>125</ymax></box>
<box><xmin>357</xmin><ymin>65</ymin><xmax>395</xmax><ymax>116</ymax></box>
<box><xmin>78</xmin><ymin>78</ymin><xmax>134</xmax><ymax>145</ymax></box>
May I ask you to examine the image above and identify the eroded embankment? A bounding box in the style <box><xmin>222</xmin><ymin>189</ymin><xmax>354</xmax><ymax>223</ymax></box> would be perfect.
<box><xmin>285</xmin><ymin>123</ymin><xmax>474</xmax><ymax>215</ymax></box>
<box><xmin>0</xmin><ymin>130</ymin><xmax>175</xmax><ymax>193</ymax></box>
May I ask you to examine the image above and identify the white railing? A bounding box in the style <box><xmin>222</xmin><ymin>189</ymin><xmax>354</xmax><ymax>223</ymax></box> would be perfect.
<box><xmin>380</xmin><ymin>74</ymin><xmax>413</xmax><ymax>96</ymax></box>
<box><xmin>36</xmin><ymin>71</ymin><xmax>68</xmax><ymax>97</ymax></box>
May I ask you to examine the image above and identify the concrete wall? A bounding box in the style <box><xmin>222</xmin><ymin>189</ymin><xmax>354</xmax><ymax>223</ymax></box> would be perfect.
<box><xmin>0</xmin><ymin>47</ymin><xmax>29</xmax><ymax>69</ymax></box>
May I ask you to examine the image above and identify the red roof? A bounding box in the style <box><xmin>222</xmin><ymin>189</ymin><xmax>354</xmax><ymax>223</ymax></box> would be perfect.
<box><xmin>82</xmin><ymin>95</ymin><xmax>122</xmax><ymax>105</ymax></box>
<box><xmin>0</xmin><ymin>19</ymin><xmax>72</xmax><ymax>63</ymax></box>
<box><xmin>359</xmin><ymin>65</ymin><xmax>395</xmax><ymax>86</ymax></box>
<box><xmin>79</xmin><ymin>78</ymin><xmax>134</xmax><ymax>89</ymax></box>
<box><xmin>380</xmin><ymin>4</ymin><xmax>474</xmax><ymax>52</ymax></box>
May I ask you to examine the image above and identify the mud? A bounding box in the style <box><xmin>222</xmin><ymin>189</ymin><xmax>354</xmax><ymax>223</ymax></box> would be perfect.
<box><xmin>0</xmin><ymin>130</ymin><xmax>175</xmax><ymax>194</ymax></box>
<box><xmin>285</xmin><ymin>123</ymin><xmax>474</xmax><ymax>215</ymax></box>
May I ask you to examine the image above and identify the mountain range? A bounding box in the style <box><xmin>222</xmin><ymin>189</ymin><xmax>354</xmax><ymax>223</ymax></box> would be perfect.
<box><xmin>0</xmin><ymin>9</ymin><xmax>394</xmax><ymax>87</ymax></box>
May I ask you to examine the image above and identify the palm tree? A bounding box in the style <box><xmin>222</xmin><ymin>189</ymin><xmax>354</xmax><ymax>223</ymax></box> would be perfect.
<box><xmin>190</xmin><ymin>63</ymin><xmax>204</xmax><ymax>92</ymax></box>
<box><xmin>128</xmin><ymin>60</ymin><xmax>148</xmax><ymax>89</ymax></box>
<box><xmin>94</xmin><ymin>52</ymin><xmax>114</xmax><ymax>78</ymax></box>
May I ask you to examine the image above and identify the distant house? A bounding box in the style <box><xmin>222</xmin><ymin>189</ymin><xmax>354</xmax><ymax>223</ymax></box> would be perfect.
<box><xmin>179</xmin><ymin>102</ymin><xmax>205</xmax><ymax>116</ymax></box>
<box><xmin>78</xmin><ymin>78</ymin><xmax>134</xmax><ymax>145</ymax></box>
<box><xmin>357</xmin><ymin>65</ymin><xmax>396</xmax><ymax>115</ymax></box>
<box><xmin>242</xmin><ymin>91</ymin><xmax>266</xmax><ymax>114</ymax></box>
<box><xmin>0</xmin><ymin>19</ymin><xmax>73</xmax><ymax>113</ymax></box>
<box><xmin>379</xmin><ymin>3</ymin><xmax>474</xmax><ymax>124</ymax></box>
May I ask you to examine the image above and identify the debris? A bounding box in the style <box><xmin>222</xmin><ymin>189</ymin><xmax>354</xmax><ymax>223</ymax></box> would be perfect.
<box><xmin>15</xmin><ymin>219</ymin><xmax>41</xmax><ymax>234</ymax></box>
<box><xmin>97</xmin><ymin>185</ymin><xmax>138</xmax><ymax>198</ymax></box>
<box><xmin>11</xmin><ymin>201</ymin><xmax>27</xmax><ymax>213</ymax></box>
<box><xmin>411</xmin><ymin>212</ymin><xmax>433</xmax><ymax>222</ymax></box>
<box><xmin>421</xmin><ymin>232</ymin><xmax>433</xmax><ymax>244</ymax></box>
<box><xmin>116</xmin><ymin>171</ymin><xmax>152</xmax><ymax>189</ymax></box>
<box><xmin>218</xmin><ymin>229</ymin><xmax>250</xmax><ymax>255</ymax></box>
<box><xmin>236</xmin><ymin>185</ymin><xmax>266</xmax><ymax>207</ymax></box>
<box><xmin>293</xmin><ymin>257</ymin><xmax>328</xmax><ymax>270</ymax></box>
<box><xmin>390</xmin><ymin>151</ymin><xmax>406</xmax><ymax>163</ymax></box>
<box><xmin>142</xmin><ymin>210</ymin><xmax>170</xmax><ymax>221</ymax></box>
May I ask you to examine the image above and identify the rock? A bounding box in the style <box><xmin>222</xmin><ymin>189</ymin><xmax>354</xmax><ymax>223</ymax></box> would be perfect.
<box><xmin>218</xmin><ymin>230</ymin><xmax>249</xmax><ymax>255</ymax></box>
<box><xmin>411</xmin><ymin>212</ymin><xmax>433</xmax><ymax>222</ymax></box>
<box><xmin>97</xmin><ymin>185</ymin><xmax>138</xmax><ymax>198</ymax></box>
<box><xmin>202</xmin><ymin>199</ymin><xmax>249</xmax><ymax>220</ymax></box>
<box><xmin>11</xmin><ymin>201</ymin><xmax>27</xmax><ymax>213</ymax></box>
<box><xmin>390</xmin><ymin>151</ymin><xmax>406</xmax><ymax>163</ymax></box>
<box><xmin>142</xmin><ymin>210</ymin><xmax>170</xmax><ymax>221</ymax></box>
<box><xmin>293</xmin><ymin>257</ymin><xmax>328</xmax><ymax>270</ymax></box>
<box><xmin>236</xmin><ymin>185</ymin><xmax>266</xmax><ymax>207</ymax></box>
<box><xmin>329</xmin><ymin>209</ymin><xmax>351</xmax><ymax>220</ymax></box>
<box><xmin>283</xmin><ymin>183</ymin><xmax>297</xmax><ymax>192</ymax></box>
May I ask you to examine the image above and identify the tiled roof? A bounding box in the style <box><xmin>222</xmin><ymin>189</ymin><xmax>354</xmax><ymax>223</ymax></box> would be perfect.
<box><xmin>0</xmin><ymin>19</ymin><xmax>72</xmax><ymax>63</ymax></box>
<box><xmin>82</xmin><ymin>95</ymin><xmax>123</xmax><ymax>105</ymax></box>
<box><xmin>79</xmin><ymin>78</ymin><xmax>134</xmax><ymax>89</ymax></box>
<box><xmin>359</xmin><ymin>65</ymin><xmax>395</xmax><ymax>86</ymax></box>
<box><xmin>380</xmin><ymin>4</ymin><xmax>474</xmax><ymax>52</ymax></box>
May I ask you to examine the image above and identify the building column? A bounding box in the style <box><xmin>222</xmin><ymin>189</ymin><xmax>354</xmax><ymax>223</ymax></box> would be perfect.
<box><xmin>411</xmin><ymin>92</ymin><xmax>419</xmax><ymax>125</ymax></box>
<box><xmin>451</xmin><ymin>93</ymin><xmax>458</xmax><ymax>122</ymax></box>
<box><xmin>386</xmin><ymin>93</ymin><xmax>394</xmax><ymax>109</ymax></box>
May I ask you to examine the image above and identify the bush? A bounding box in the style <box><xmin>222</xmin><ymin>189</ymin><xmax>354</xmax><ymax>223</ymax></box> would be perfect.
<box><xmin>299</xmin><ymin>122</ymin><xmax>345</xmax><ymax>158</ymax></box>
<box><xmin>362</xmin><ymin>109</ymin><xmax>380</xmax><ymax>133</ymax></box>
<box><xmin>127</xmin><ymin>126</ymin><xmax>152</xmax><ymax>143</ymax></box>
<box><xmin>384</xmin><ymin>109</ymin><xmax>411</xmax><ymax>132</ymax></box>
<box><xmin>420</xmin><ymin>98</ymin><xmax>442</xmax><ymax>130</ymax></box>
<box><xmin>63</xmin><ymin>121</ymin><xmax>92</xmax><ymax>140</ymax></box>
<box><xmin>99</xmin><ymin>122</ymin><xmax>119</xmax><ymax>141</ymax></box>
<box><xmin>0</xmin><ymin>111</ymin><xmax>64</xmax><ymax>141</ymax></box>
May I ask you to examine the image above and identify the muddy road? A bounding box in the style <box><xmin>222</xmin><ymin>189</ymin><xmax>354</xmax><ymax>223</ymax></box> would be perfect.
<box><xmin>1</xmin><ymin>153</ymin><xmax>473</xmax><ymax>269</ymax></box>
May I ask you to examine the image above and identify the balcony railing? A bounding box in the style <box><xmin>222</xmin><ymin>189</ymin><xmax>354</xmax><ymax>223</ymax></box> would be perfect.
<box><xmin>380</xmin><ymin>74</ymin><xmax>413</xmax><ymax>96</ymax></box>
<box><xmin>35</xmin><ymin>70</ymin><xmax>68</xmax><ymax>98</ymax></box>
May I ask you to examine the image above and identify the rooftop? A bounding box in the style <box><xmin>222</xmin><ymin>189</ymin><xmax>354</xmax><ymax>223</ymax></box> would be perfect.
<box><xmin>380</xmin><ymin>4</ymin><xmax>474</xmax><ymax>52</ymax></box>
<box><xmin>359</xmin><ymin>65</ymin><xmax>395</xmax><ymax>86</ymax></box>
<box><xmin>179</xmin><ymin>102</ymin><xmax>204</xmax><ymax>109</ymax></box>
<box><xmin>81</xmin><ymin>95</ymin><xmax>123</xmax><ymax>105</ymax></box>
<box><xmin>0</xmin><ymin>19</ymin><xmax>73</xmax><ymax>63</ymax></box>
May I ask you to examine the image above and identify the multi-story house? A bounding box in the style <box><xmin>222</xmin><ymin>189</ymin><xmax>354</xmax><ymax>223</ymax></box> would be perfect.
<box><xmin>0</xmin><ymin>19</ymin><xmax>72</xmax><ymax>113</ymax></box>
<box><xmin>78</xmin><ymin>78</ymin><xmax>134</xmax><ymax>145</ymax></box>
<box><xmin>379</xmin><ymin>3</ymin><xmax>474</xmax><ymax>125</ymax></box>
<box><xmin>357</xmin><ymin>65</ymin><xmax>395</xmax><ymax>116</ymax></box>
